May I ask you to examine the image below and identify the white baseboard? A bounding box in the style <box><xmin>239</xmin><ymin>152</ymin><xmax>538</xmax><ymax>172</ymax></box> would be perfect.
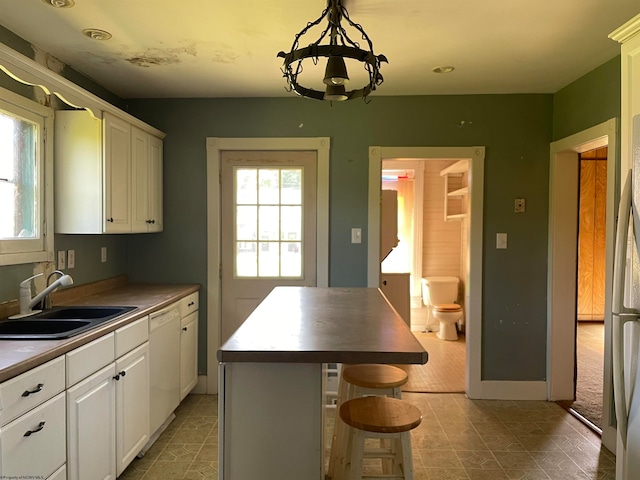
<box><xmin>191</xmin><ymin>375</ymin><xmax>209</xmax><ymax>394</ymax></box>
<box><xmin>467</xmin><ymin>380</ymin><xmax>548</xmax><ymax>400</ymax></box>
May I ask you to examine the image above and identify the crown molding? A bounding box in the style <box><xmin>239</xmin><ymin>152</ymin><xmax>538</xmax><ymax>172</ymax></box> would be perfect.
<box><xmin>609</xmin><ymin>13</ymin><xmax>640</xmax><ymax>44</ymax></box>
<box><xmin>0</xmin><ymin>42</ymin><xmax>164</xmax><ymax>137</ymax></box>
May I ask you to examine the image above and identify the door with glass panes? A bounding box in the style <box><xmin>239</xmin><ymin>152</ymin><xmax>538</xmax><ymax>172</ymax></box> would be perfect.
<box><xmin>220</xmin><ymin>151</ymin><xmax>317</xmax><ymax>343</ymax></box>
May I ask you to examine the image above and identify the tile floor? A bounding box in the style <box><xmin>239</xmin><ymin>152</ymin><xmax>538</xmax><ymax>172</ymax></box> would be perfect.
<box><xmin>119</xmin><ymin>391</ymin><xmax>614</xmax><ymax>480</ymax></box>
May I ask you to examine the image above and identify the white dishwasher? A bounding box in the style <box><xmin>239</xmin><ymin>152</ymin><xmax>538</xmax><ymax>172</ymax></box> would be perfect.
<box><xmin>149</xmin><ymin>303</ymin><xmax>181</xmax><ymax>436</ymax></box>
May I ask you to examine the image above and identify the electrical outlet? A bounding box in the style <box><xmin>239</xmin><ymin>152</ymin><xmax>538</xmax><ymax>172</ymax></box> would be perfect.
<box><xmin>496</xmin><ymin>233</ymin><xmax>508</xmax><ymax>249</ymax></box>
<box><xmin>101</xmin><ymin>246</ymin><xmax>107</xmax><ymax>263</ymax></box>
<box><xmin>515</xmin><ymin>198</ymin><xmax>526</xmax><ymax>213</ymax></box>
<box><xmin>57</xmin><ymin>250</ymin><xmax>66</xmax><ymax>270</ymax></box>
<box><xmin>67</xmin><ymin>249</ymin><xmax>75</xmax><ymax>269</ymax></box>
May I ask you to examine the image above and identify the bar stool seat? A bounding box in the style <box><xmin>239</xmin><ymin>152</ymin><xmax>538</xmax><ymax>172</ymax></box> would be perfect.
<box><xmin>329</xmin><ymin>364</ymin><xmax>409</xmax><ymax>479</ymax></box>
<box><xmin>338</xmin><ymin>396</ymin><xmax>422</xmax><ymax>480</ymax></box>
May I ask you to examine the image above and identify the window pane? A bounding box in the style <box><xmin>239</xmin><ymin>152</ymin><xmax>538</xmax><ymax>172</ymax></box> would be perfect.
<box><xmin>259</xmin><ymin>206</ymin><xmax>279</xmax><ymax>241</ymax></box>
<box><xmin>281</xmin><ymin>169</ymin><xmax>302</xmax><ymax>205</ymax></box>
<box><xmin>0</xmin><ymin>111</ymin><xmax>38</xmax><ymax>240</ymax></box>
<box><xmin>236</xmin><ymin>242</ymin><xmax>257</xmax><ymax>276</ymax></box>
<box><xmin>281</xmin><ymin>242</ymin><xmax>302</xmax><ymax>276</ymax></box>
<box><xmin>258</xmin><ymin>169</ymin><xmax>280</xmax><ymax>204</ymax></box>
<box><xmin>236</xmin><ymin>168</ymin><xmax>257</xmax><ymax>205</ymax></box>
<box><xmin>258</xmin><ymin>242</ymin><xmax>279</xmax><ymax>276</ymax></box>
<box><xmin>281</xmin><ymin>206</ymin><xmax>301</xmax><ymax>241</ymax></box>
<box><xmin>236</xmin><ymin>206</ymin><xmax>257</xmax><ymax>241</ymax></box>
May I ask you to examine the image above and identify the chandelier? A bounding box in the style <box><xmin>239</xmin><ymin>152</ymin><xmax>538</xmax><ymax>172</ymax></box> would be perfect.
<box><xmin>277</xmin><ymin>0</ymin><xmax>387</xmax><ymax>102</ymax></box>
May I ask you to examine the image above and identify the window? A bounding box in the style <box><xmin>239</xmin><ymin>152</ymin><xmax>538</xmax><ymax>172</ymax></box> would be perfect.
<box><xmin>234</xmin><ymin>167</ymin><xmax>303</xmax><ymax>278</ymax></box>
<box><xmin>0</xmin><ymin>87</ymin><xmax>53</xmax><ymax>265</ymax></box>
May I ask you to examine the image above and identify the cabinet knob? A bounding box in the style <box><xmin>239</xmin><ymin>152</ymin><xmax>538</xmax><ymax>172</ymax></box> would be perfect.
<box><xmin>182</xmin><ymin>327</ymin><xmax>188</xmax><ymax>331</ymax></box>
<box><xmin>24</xmin><ymin>421</ymin><xmax>46</xmax><ymax>437</ymax></box>
<box><xmin>22</xmin><ymin>383</ymin><xmax>44</xmax><ymax>397</ymax></box>
<box><xmin>113</xmin><ymin>371</ymin><xmax>126</xmax><ymax>380</ymax></box>
<box><xmin>188</xmin><ymin>302</ymin><xmax>195</xmax><ymax>307</ymax></box>
<box><xmin>150</xmin><ymin>219</ymin><xmax>155</xmax><ymax>224</ymax></box>
<box><xmin>107</xmin><ymin>217</ymin><xmax>114</xmax><ymax>223</ymax></box>
<box><xmin>382</xmin><ymin>280</ymin><xmax>387</xmax><ymax>286</ymax></box>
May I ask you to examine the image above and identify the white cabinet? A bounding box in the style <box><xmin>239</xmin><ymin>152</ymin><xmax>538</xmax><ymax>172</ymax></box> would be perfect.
<box><xmin>115</xmin><ymin>342</ymin><xmax>150</xmax><ymax>476</ymax></box>
<box><xmin>66</xmin><ymin>317</ymin><xmax>150</xmax><ymax>480</ymax></box>
<box><xmin>180</xmin><ymin>311</ymin><xmax>198</xmax><ymax>400</ymax></box>
<box><xmin>380</xmin><ymin>272</ymin><xmax>411</xmax><ymax>326</ymax></box>
<box><xmin>55</xmin><ymin>109</ymin><xmax>164</xmax><ymax>234</ymax></box>
<box><xmin>0</xmin><ymin>357</ymin><xmax>67</xmax><ymax>479</ymax></box>
<box><xmin>180</xmin><ymin>292</ymin><xmax>199</xmax><ymax>400</ymax></box>
<box><xmin>132</xmin><ymin>125</ymin><xmax>163</xmax><ymax>232</ymax></box>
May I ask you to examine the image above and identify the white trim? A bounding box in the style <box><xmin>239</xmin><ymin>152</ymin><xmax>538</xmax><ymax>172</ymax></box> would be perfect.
<box><xmin>548</xmin><ymin>118</ymin><xmax>617</xmax><ymax>452</ymax></box>
<box><xmin>205</xmin><ymin>137</ymin><xmax>330</xmax><ymax>394</ymax></box>
<box><xmin>609</xmin><ymin>14</ymin><xmax>640</xmax><ymax>44</ymax></box>
<box><xmin>0</xmin><ymin>42</ymin><xmax>165</xmax><ymax>137</ymax></box>
<box><xmin>368</xmin><ymin>146</ymin><xmax>489</xmax><ymax>398</ymax></box>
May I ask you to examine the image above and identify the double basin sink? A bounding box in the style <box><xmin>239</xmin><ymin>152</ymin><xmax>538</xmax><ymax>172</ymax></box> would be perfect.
<box><xmin>0</xmin><ymin>306</ymin><xmax>136</xmax><ymax>340</ymax></box>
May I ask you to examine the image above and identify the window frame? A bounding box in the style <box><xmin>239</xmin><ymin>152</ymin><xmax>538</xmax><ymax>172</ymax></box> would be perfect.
<box><xmin>0</xmin><ymin>86</ymin><xmax>54</xmax><ymax>266</ymax></box>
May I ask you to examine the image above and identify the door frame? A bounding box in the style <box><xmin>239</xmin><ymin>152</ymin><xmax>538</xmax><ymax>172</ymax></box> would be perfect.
<box><xmin>368</xmin><ymin>146</ymin><xmax>487</xmax><ymax>398</ymax></box>
<box><xmin>547</xmin><ymin>118</ymin><xmax>618</xmax><ymax>451</ymax></box>
<box><xmin>205</xmin><ymin>137</ymin><xmax>330</xmax><ymax>394</ymax></box>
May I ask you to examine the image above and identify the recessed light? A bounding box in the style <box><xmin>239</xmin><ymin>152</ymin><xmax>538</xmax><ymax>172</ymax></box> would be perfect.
<box><xmin>42</xmin><ymin>0</ymin><xmax>75</xmax><ymax>7</ymax></box>
<box><xmin>82</xmin><ymin>29</ymin><xmax>113</xmax><ymax>41</ymax></box>
<box><xmin>432</xmin><ymin>66</ymin><xmax>455</xmax><ymax>74</ymax></box>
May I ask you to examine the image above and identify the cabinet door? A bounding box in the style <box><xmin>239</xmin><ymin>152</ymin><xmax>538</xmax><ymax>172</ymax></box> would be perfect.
<box><xmin>180</xmin><ymin>312</ymin><xmax>198</xmax><ymax>400</ymax></box>
<box><xmin>104</xmin><ymin>112</ymin><xmax>131</xmax><ymax>233</ymax></box>
<box><xmin>115</xmin><ymin>342</ymin><xmax>150</xmax><ymax>477</ymax></box>
<box><xmin>67</xmin><ymin>363</ymin><xmax>117</xmax><ymax>480</ymax></box>
<box><xmin>2</xmin><ymin>392</ymin><xmax>66</xmax><ymax>479</ymax></box>
<box><xmin>131</xmin><ymin>125</ymin><xmax>150</xmax><ymax>232</ymax></box>
<box><xmin>148</xmin><ymin>134</ymin><xmax>163</xmax><ymax>232</ymax></box>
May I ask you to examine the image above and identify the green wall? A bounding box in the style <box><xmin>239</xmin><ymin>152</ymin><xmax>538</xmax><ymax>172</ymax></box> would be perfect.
<box><xmin>126</xmin><ymin>94</ymin><xmax>554</xmax><ymax>381</ymax></box>
<box><xmin>0</xmin><ymin>25</ymin><xmax>623</xmax><ymax>383</ymax></box>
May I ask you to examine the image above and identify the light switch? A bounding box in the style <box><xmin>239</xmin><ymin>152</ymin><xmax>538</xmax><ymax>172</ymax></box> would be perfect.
<box><xmin>67</xmin><ymin>249</ymin><xmax>75</xmax><ymax>269</ymax></box>
<box><xmin>101</xmin><ymin>246</ymin><xmax>107</xmax><ymax>263</ymax></box>
<box><xmin>351</xmin><ymin>228</ymin><xmax>362</xmax><ymax>244</ymax></box>
<box><xmin>496</xmin><ymin>233</ymin><xmax>507</xmax><ymax>249</ymax></box>
<box><xmin>57</xmin><ymin>250</ymin><xmax>66</xmax><ymax>270</ymax></box>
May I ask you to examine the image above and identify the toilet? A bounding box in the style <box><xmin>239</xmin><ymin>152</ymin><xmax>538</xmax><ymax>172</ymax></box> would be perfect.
<box><xmin>421</xmin><ymin>277</ymin><xmax>463</xmax><ymax>341</ymax></box>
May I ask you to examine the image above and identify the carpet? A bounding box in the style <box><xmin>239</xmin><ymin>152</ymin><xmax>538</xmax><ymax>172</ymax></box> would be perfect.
<box><xmin>557</xmin><ymin>322</ymin><xmax>604</xmax><ymax>429</ymax></box>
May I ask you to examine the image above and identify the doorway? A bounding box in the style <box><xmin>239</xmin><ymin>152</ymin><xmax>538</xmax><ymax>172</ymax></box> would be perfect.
<box><xmin>205</xmin><ymin>137</ymin><xmax>330</xmax><ymax>394</ymax></box>
<box><xmin>368</xmin><ymin>146</ymin><xmax>486</xmax><ymax>398</ymax></box>
<box><xmin>547</xmin><ymin>119</ymin><xmax>618</xmax><ymax>453</ymax></box>
<box><xmin>557</xmin><ymin>146</ymin><xmax>608</xmax><ymax>430</ymax></box>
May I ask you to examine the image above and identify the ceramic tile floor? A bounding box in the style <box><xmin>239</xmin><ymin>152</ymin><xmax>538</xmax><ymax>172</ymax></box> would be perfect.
<box><xmin>120</xmin><ymin>392</ymin><xmax>614</xmax><ymax>480</ymax></box>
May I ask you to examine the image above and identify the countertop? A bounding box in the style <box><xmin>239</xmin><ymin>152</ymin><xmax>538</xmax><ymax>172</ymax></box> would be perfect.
<box><xmin>0</xmin><ymin>282</ymin><xmax>199</xmax><ymax>383</ymax></box>
<box><xmin>217</xmin><ymin>286</ymin><xmax>428</xmax><ymax>365</ymax></box>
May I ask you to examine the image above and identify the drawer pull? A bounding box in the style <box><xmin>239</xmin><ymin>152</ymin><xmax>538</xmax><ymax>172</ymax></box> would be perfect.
<box><xmin>24</xmin><ymin>421</ymin><xmax>45</xmax><ymax>437</ymax></box>
<box><xmin>113</xmin><ymin>371</ymin><xmax>127</xmax><ymax>381</ymax></box>
<box><xmin>188</xmin><ymin>301</ymin><xmax>195</xmax><ymax>307</ymax></box>
<box><xmin>22</xmin><ymin>383</ymin><xmax>44</xmax><ymax>397</ymax></box>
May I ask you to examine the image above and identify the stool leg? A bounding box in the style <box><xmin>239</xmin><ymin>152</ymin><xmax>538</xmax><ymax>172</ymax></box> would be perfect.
<box><xmin>329</xmin><ymin>374</ymin><xmax>348</xmax><ymax>479</ymax></box>
<box><xmin>399</xmin><ymin>431</ymin><xmax>414</xmax><ymax>480</ymax></box>
<box><xmin>347</xmin><ymin>429</ymin><xmax>364</xmax><ymax>480</ymax></box>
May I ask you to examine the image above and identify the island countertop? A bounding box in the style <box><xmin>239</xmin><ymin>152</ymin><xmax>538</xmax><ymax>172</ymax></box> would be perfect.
<box><xmin>217</xmin><ymin>286</ymin><xmax>428</xmax><ymax>365</ymax></box>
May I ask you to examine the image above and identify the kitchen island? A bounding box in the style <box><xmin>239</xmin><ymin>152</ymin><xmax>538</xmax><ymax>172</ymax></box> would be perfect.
<box><xmin>217</xmin><ymin>286</ymin><xmax>428</xmax><ymax>480</ymax></box>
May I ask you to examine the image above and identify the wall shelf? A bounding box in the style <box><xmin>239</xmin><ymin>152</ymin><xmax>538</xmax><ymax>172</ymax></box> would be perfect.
<box><xmin>441</xmin><ymin>160</ymin><xmax>469</xmax><ymax>221</ymax></box>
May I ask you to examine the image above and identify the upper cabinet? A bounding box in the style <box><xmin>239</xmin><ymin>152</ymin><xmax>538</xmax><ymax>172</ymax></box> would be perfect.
<box><xmin>55</xmin><ymin>110</ymin><xmax>164</xmax><ymax>234</ymax></box>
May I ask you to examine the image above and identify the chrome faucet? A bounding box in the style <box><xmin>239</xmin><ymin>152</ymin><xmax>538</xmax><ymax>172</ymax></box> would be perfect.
<box><xmin>18</xmin><ymin>271</ymin><xmax>74</xmax><ymax>315</ymax></box>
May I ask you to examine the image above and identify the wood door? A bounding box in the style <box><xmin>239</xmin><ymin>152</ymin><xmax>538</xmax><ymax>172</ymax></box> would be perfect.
<box><xmin>220</xmin><ymin>151</ymin><xmax>317</xmax><ymax>344</ymax></box>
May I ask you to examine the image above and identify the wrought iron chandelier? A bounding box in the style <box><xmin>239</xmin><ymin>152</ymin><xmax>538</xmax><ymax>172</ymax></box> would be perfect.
<box><xmin>277</xmin><ymin>0</ymin><xmax>387</xmax><ymax>102</ymax></box>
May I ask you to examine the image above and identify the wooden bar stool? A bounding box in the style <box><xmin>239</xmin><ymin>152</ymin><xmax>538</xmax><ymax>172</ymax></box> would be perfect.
<box><xmin>338</xmin><ymin>396</ymin><xmax>422</xmax><ymax>480</ymax></box>
<box><xmin>329</xmin><ymin>364</ymin><xmax>409</xmax><ymax>479</ymax></box>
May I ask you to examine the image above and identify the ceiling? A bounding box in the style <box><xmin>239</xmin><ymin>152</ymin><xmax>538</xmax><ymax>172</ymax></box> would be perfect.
<box><xmin>0</xmin><ymin>0</ymin><xmax>639</xmax><ymax>100</ymax></box>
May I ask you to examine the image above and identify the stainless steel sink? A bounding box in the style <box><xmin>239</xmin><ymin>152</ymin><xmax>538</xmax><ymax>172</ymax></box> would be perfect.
<box><xmin>0</xmin><ymin>306</ymin><xmax>136</xmax><ymax>339</ymax></box>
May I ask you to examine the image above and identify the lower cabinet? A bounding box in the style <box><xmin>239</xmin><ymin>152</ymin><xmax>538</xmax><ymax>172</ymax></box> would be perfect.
<box><xmin>180</xmin><ymin>311</ymin><xmax>198</xmax><ymax>400</ymax></box>
<box><xmin>66</xmin><ymin>317</ymin><xmax>150</xmax><ymax>480</ymax></box>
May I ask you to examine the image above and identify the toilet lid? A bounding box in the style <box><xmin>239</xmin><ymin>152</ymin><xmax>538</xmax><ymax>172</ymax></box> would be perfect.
<box><xmin>433</xmin><ymin>303</ymin><xmax>462</xmax><ymax>312</ymax></box>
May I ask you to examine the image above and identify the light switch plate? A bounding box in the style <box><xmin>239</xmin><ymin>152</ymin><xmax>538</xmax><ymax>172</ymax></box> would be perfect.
<box><xmin>57</xmin><ymin>250</ymin><xmax>66</xmax><ymax>270</ymax></box>
<box><xmin>351</xmin><ymin>228</ymin><xmax>362</xmax><ymax>244</ymax></box>
<box><xmin>496</xmin><ymin>233</ymin><xmax>507</xmax><ymax>249</ymax></box>
<box><xmin>101</xmin><ymin>246</ymin><xmax>107</xmax><ymax>263</ymax></box>
<box><xmin>67</xmin><ymin>249</ymin><xmax>75</xmax><ymax>269</ymax></box>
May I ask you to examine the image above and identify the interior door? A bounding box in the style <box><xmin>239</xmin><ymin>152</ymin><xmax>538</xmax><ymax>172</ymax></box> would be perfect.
<box><xmin>220</xmin><ymin>150</ymin><xmax>317</xmax><ymax>343</ymax></box>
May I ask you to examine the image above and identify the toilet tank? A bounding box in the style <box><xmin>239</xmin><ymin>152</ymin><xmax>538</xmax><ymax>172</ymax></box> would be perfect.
<box><xmin>422</xmin><ymin>276</ymin><xmax>459</xmax><ymax>305</ymax></box>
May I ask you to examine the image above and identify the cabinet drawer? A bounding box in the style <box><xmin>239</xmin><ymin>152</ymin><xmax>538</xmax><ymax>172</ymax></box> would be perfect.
<box><xmin>2</xmin><ymin>391</ymin><xmax>66</xmax><ymax>479</ymax></box>
<box><xmin>115</xmin><ymin>315</ymin><xmax>149</xmax><ymax>358</ymax></box>
<box><xmin>0</xmin><ymin>356</ymin><xmax>65</xmax><ymax>426</ymax></box>
<box><xmin>67</xmin><ymin>332</ymin><xmax>115</xmax><ymax>387</ymax></box>
<box><xmin>180</xmin><ymin>292</ymin><xmax>199</xmax><ymax>317</ymax></box>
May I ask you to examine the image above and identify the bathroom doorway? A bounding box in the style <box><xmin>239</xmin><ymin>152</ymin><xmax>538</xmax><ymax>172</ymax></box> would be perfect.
<box><xmin>381</xmin><ymin>159</ymin><xmax>468</xmax><ymax>393</ymax></box>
